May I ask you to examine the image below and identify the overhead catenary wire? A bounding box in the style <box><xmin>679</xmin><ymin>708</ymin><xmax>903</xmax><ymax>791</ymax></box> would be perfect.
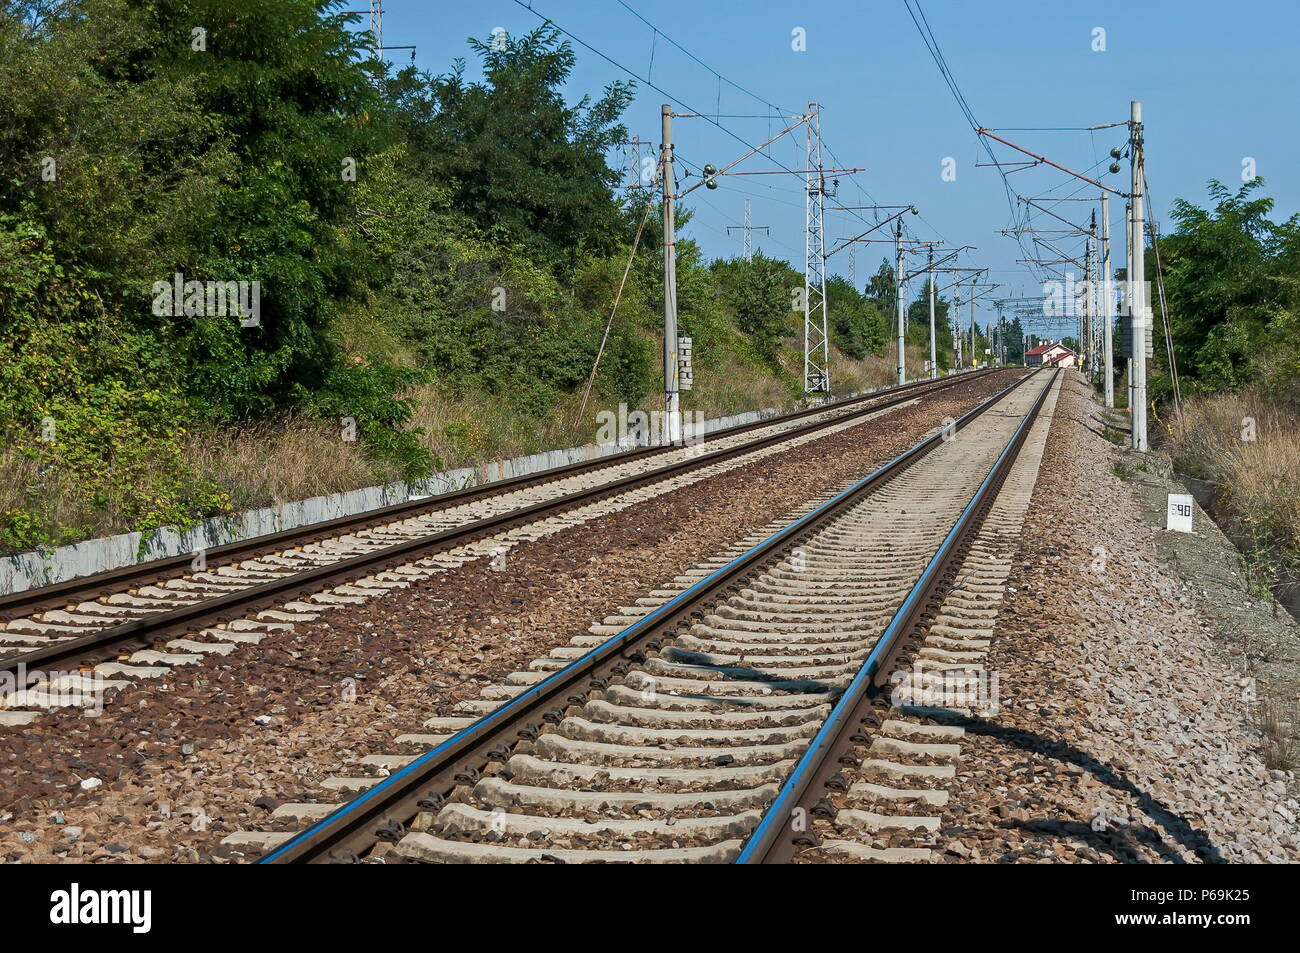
<box><xmin>508</xmin><ymin>0</ymin><xmax>811</xmax><ymax>188</ymax></box>
<box><xmin>899</xmin><ymin>0</ymin><xmax>1132</xmax><ymax>297</ymax></box>
<box><xmin>900</xmin><ymin>0</ymin><xmax>1027</xmax><ymax>261</ymax></box>
<box><xmin>614</xmin><ymin>0</ymin><xmax>794</xmax><ymax>118</ymax></box>
<box><xmin>518</xmin><ymin>0</ymin><xmax>996</xmax><ymax>348</ymax></box>
<box><xmin>514</xmin><ymin>0</ymin><xmax>935</xmax><ymax>283</ymax></box>
<box><xmin>1143</xmin><ymin>174</ymin><xmax>1182</xmax><ymax>410</ymax></box>
<box><xmin>595</xmin><ymin>2</ymin><xmax>951</xmax><ymax>256</ymax></box>
<box><xmin>519</xmin><ymin>0</ymin><xmax>1124</xmax><ymax>314</ymax></box>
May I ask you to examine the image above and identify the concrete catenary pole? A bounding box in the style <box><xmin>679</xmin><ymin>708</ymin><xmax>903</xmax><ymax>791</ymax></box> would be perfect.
<box><xmin>1126</xmin><ymin>200</ymin><xmax>1134</xmax><ymax>416</ymax></box>
<box><xmin>925</xmin><ymin>247</ymin><xmax>935</xmax><ymax>377</ymax></box>
<box><xmin>895</xmin><ymin>219</ymin><xmax>906</xmax><ymax>385</ymax></box>
<box><xmin>660</xmin><ymin>104</ymin><xmax>681</xmax><ymax>443</ymax></box>
<box><xmin>1101</xmin><ymin>192</ymin><xmax>1115</xmax><ymax>407</ymax></box>
<box><xmin>954</xmin><ymin>287</ymin><xmax>963</xmax><ymax>368</ymax></box>
<box><xmin>1129</xmin><ymin>100</ymin><xmax>1148</xmax><ymax>451</ymax></box>
<box><xmin>927</xmin><ymin>246</ymin><xmax>937</xmax><ymax>378</ymax></box>
<box><xmin>1082</xmin><ymin>248</ymin><xmax>1092</xmax><ymax>377</ymax></box>
<box><xmin>969</xmin><ymin>294</ymin><xmax>976</xmax><ymax>367</ymax></box>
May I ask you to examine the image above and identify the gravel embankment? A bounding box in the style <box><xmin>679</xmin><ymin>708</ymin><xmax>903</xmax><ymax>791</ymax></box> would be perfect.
<box><xmin>920</xmin><ymin>374</ymin><xmax>1298</xmax><ymax>863</ymax></box>
<box><xmin>0</xmin><ymin>372</ymin><xmax>1016</xmax><ymax>863</ymax></box>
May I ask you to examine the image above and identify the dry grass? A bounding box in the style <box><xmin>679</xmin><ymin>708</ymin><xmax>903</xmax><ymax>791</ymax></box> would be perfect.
<box><xmin>179</xmin><ymin>344</ymin><xmax>965</xmax><ymax>515</ymax></box>
<box><xmin>682</xmin><ymin>348</ymin><xmax>792</xmax><ymax>420</ymax></box>
<box><xmin>836</xmin><ymin>344</ymin><xmax>935</xmax><ymax>396</ymax></box>
<box><xmin>1258</xmin><ymin>696</ymin><xmax>1299</xmax><ymax>771</ymax></box>
<box><xmin>1167</xmin><ymin>389</ymin><xmax>1300</xmax><ymax>591</ymax></box>
<box><xmin>182</xmin><ymin>417</ymin><xmax>397</xmax><ymax>509</ymax></box>
<box><xmin>404</xmin><ymin>341</ymin><xmax>931</xmax><ymax>475</ymax></box>
<box><xmin>1234</xmin><ymin>437</ymin><xmax>1300</xmax><ymax>549</ymax></box>
<box><xmin>0</xmin><ymin>443</ymin><xmax>112</xmax><ymax>543</ymax></box>
<box><xmin>406</xmin><ymin>384</ymin><xmax>588</xmax><ymax>468</ymax></box>
<box><xmin>1167</xmin><ymin>391</ymin><xmax>1263</xmax><ymax>480</ymax></box>
<box><xmin>3</xmin><ymin>342</ymin><xmax>977</xmax><ymax>555</ymax></box>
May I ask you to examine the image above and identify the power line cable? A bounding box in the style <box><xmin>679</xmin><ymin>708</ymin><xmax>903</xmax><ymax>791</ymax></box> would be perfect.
<box><xmin>614</xmin><ymin>0</ymin><xmax>794</xmax><ymax>117</ymax></box>
<box><xmin>900</xmin><ymin>0</ymin><xmax>1037</xmax><ymax>280</ymax></box>
<box><xmin>509</xmin><ymin>0</ymin><xmax>807</xmax><ymax>182</ymax></box>
<box><xmin>513</xmin><ymin>0</ymin><xmax>911</xmax><ymax>262</ymax></box>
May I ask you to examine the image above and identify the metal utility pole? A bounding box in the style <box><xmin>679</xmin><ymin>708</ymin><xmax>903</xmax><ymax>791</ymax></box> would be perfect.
<box><xmin>1101</xmin><ymin>192</ymin><xmax>1114</xmax><ymax>407</ymax></box>
<box><xmin>667</xmin><ymin>109</ymin><xmax>854</xmax><ymax>413</ymax></box>
<box><xmin>1129</xmin><ymin>101</ymin><xmax>1148</xmax><ymax>451</ymax></box>
<box><xmin>621</xmin><ymin>137</ymin><xmax>654</xmax><ymax>191</ymax></box>
<box><xmin>930</xmin><ymin>256</ymin><xmax>977</xmax><ymax>369</ymax></box>
<box><xmin>727</xmin><ymin>198</ymin><xmax>769</xmax><ymax>261</ymax></box>
<box><xmin>743</xmin><ymin>198</ymin><xmax>754</xmax><ymax>260</ymax></box>
<box><xmin>927</xmin><ymin>247</ymin><xmax>937</xmax><ymax>378</ymax></box>
<box><xmin>803</xmin><ymin>103</ymin><xmax>830</xmax><ymax>398</ymax></box>
<box><xmin>660</xmin><ymin>104</ymin><xmax>681</xmax><ymax>443</ymax></box>
<box><xmin>895</xmin><ymin>218</ymin><xmax>907</xmax><ymax>385</ymax></box>
<box><xmin>910</xmin><ymin>243</ymin><xmax>965</xmax><ymax>376</ymax></box>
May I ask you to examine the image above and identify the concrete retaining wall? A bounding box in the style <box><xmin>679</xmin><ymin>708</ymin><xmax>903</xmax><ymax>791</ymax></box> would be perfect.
<box><xmin>0</xmin><ymin>403</ymin><xmax>792</xmax><ymax>596</ymax></box>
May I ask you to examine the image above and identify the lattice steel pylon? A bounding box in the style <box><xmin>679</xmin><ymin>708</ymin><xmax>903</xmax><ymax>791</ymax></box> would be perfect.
<box><xmin>346</xmin><ymin>0</ymin><xmax>415</xmax><ymax>65</ymax></box>
<box><xmin>727</xmin><ymin>198</ymin><xmax>768</xmax><ymax>261</ymax></box>
<box><xmin>743</xmin><ymin>199</ymin><xmax>753</xmax><ymax>260</ymax></box>
<box><xmin>369</xmin><ymin>0</ymin><xmax>382</xmax><ymax>59</ymax></box>
<box><xmin>803</xmin><ymin>103</ymin><xmax>830</xmax><ymax>398</ymax></box>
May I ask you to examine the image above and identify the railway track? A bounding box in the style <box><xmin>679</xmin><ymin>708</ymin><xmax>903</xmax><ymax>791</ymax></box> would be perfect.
<box><xmin>793</xmin><ymin>372</ymin><xmax>1062</xmax><ymax>863</ymax></box>
<box><xmin>0</xmin><ymin>370</ymin><xmax>999</xmax><ymax>722</ymax></box>
<box><xmin>248</xmin><ymin>367</ymin><xmax>1057</xmax><ymax>863</ymax></box>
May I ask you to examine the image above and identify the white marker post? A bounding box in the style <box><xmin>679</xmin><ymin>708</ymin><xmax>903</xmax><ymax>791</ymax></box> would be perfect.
<box><xmin>1166</xmin><ymin>493</ymin><xmax>1194</xmax><ymax>533</ymax></box>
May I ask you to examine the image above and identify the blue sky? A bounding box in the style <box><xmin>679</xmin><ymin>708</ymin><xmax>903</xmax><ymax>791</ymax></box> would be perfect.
<box><xmin>364</xmin><ymin>0</ymin><xmax>1298</xmax><ymax>331</ymax></box>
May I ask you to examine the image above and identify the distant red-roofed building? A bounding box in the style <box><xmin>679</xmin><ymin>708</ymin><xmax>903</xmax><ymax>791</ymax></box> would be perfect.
<box><xmin>1025</xmin><ymin>342</ymin><xmax>1077</xmax><ymax>368</ymax></box>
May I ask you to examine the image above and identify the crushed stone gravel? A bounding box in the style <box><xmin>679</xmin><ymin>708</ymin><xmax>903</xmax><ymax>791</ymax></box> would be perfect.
<box><xmin>0</xmin><ymin>373</ymin><xmax>1015</xmax><ymax>863</ymax></box>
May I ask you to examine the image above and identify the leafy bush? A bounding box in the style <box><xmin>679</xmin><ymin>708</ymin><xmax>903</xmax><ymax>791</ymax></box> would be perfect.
<box><xmin>0</xmin><ymin>221</ymin><xmax>230</xmax><ymax>551</ymax></box>
<box><xmin>1157</xmin><ymin>179</ymin><xmax>1300</xmax><ymax>394</ymax></box>
<box><xmin>0</xmin><ymin>3</ymin><xmax>939</xmax><ymax>559</ymax></box>
<box><xmin>309</xmin><ymin>363</ymin><xmax>433</xmax><ymax>481</ymax></box>
<box><xmin>711</xmin><ymin>253</ymin><xmax>795</xmax><ymax>352</ymax></box>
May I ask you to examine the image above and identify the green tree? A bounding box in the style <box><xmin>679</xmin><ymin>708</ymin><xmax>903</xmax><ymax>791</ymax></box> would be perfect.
<box><xmin>711</xmin><ymin>252</ymin><xmax>796</xmax><ymax>352</ymax></box>
<box><xmin>1004</xmin><ymin>315</ymin><xmax>1027</xmax><ymax>364</ymax></box>
<box><xmin>906</xmin><ymin>279</ymin><xmax>953</xmax><ymax>369</ymax></box>
<box><xmin>866</xmin><ymin>258</ymin><xmax>897</xmax><ymax>303</ymax></box>
<box><xmin>1159</xmin><ymin>179</ymin><xmax>1300</xmax><ymax>393</ymax></box>
<box><xmin>827</xmin><ymin>275</ymin><xmax>888</xmax><ymax>359</ymax></box>
<box><xmin>2</xmin><ymin>0</ymin><xmax>393</xmax><ymax>421</ymax></box>
<box><xmin>409</xmin><ymin>25</ymin><xmax>634</xmax><ymax>271</ymax></box>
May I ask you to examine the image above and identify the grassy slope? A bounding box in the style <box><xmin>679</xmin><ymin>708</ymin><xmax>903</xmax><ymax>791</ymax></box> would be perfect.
<box><xmin>0</xmin><ymin>322</ymin><xmax>939</xmax><ymax>558</ymax></box>
<box><xmin>1164</xmin><ymin>388</ymin><xmax>1300</xmax><ymax>599</ymax></box>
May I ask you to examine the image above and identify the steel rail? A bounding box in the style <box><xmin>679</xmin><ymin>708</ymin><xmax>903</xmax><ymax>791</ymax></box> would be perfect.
<box><xmin>0</xmin><ymin>372</ymin><xmax>1005</xmax><ymax>680</ymax></box>
<box><xmin>737</xmin><ymin>368</ymin><xmax>1058</xmax><ymax>864</ymax></box>
<box><xmin>260</xmin><ymin>369</ymin><xmax>1039</xmax><ymax>864</ymax></box>
<box><xmin>0</xmin><ymin>370</ymin><xmax>995</xmax><ymax>623</ymax></box>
